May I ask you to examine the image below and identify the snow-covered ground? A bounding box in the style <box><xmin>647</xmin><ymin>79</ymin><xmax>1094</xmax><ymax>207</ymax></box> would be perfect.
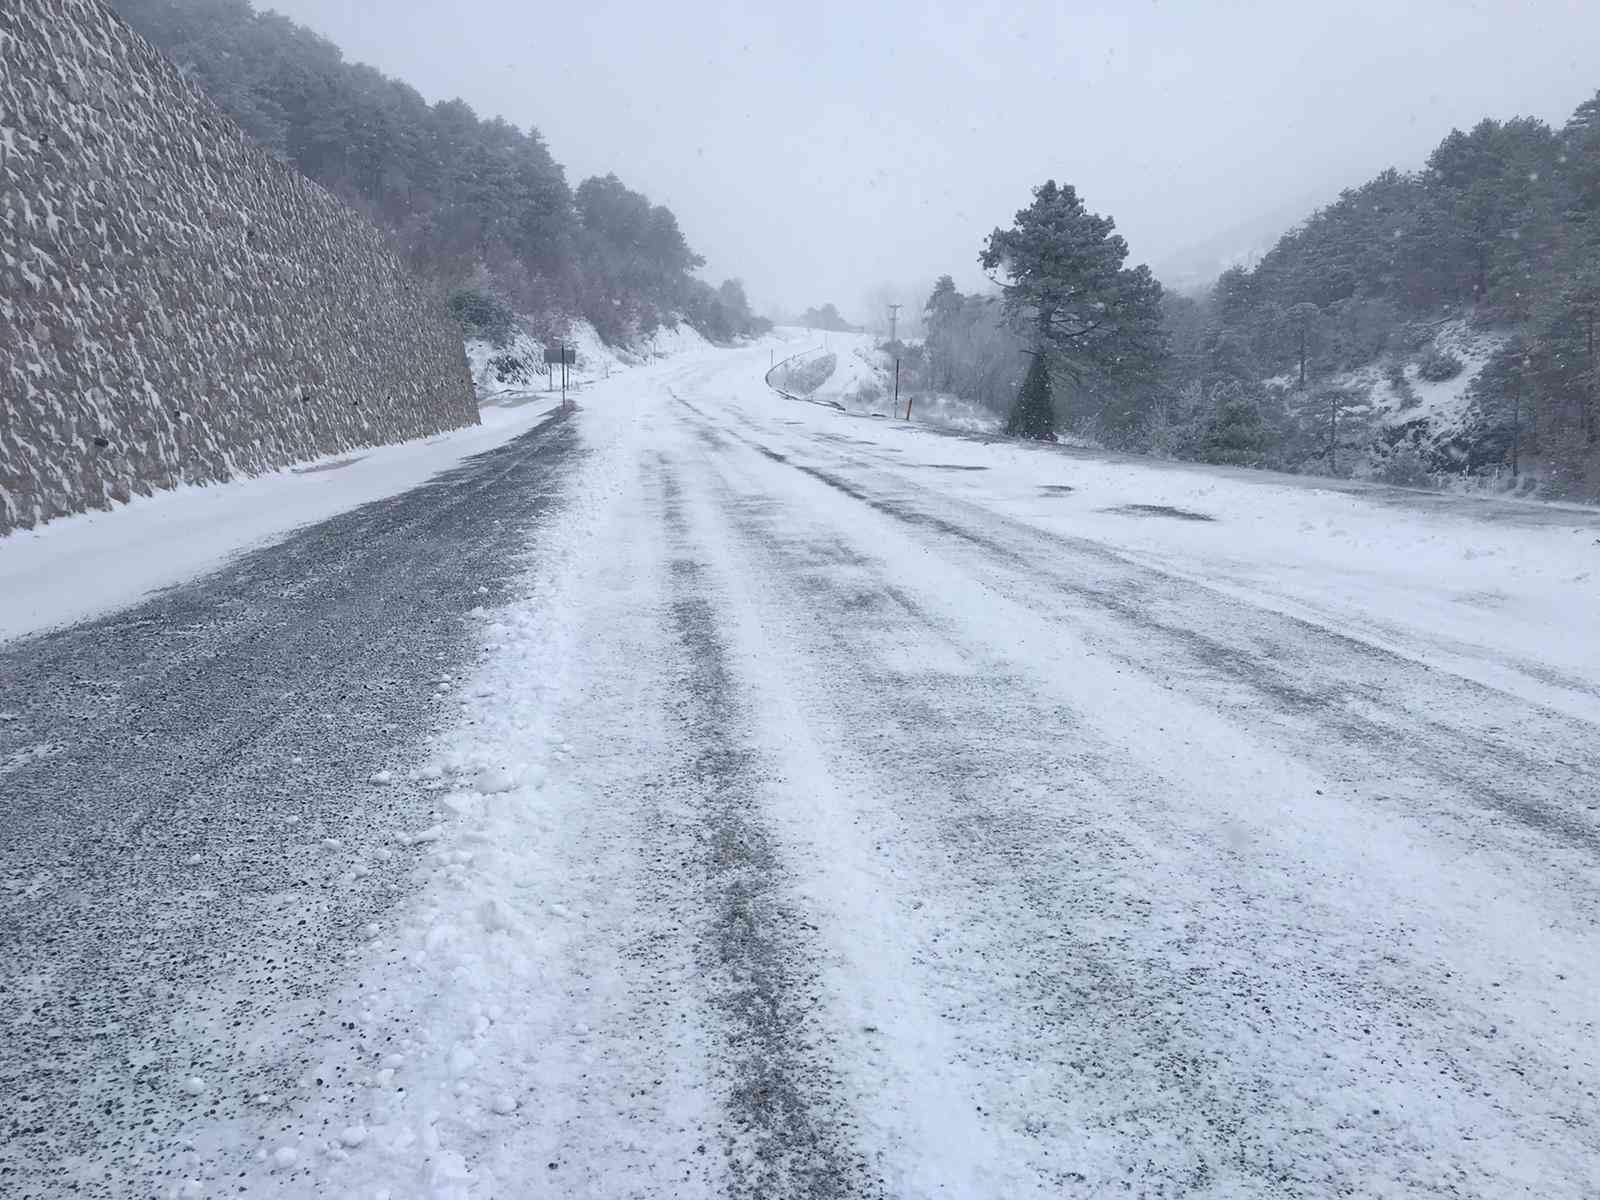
<box><xmin>157</xmin><ymin>341</ymin><xmax>1600</xmax><ymax>1196</ymax></box>
<box><xmin>773</xmin><ymin>329</ymin><xmax>1000</xmax><ymax>432</ymax></box>
<box><xmin>1382</xmin><ymin>320</ymin><xmax>1506</xmax><ymax>429</ymax></box>
<box><xmin>1266</xmin><ymin>318</ymin><xmax>1514</xmax><ymax>486</ymax></box>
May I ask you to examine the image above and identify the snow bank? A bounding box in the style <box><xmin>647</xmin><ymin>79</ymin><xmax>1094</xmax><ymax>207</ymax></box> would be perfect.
<box><xmin>0</xmin><ymin>324</ymin><xmax>721</xmax><ymax>644</ymax></box>
<box><xmin>819</xmin><ymin>335</ymin><xmax>892</xmax><ymax>409</ymax></box>
<box><xmin>0</xmin><ymin>405</ymin><xmax>550</xmax><ymax>643</ymax></box>
<box><xmin>899</xmin><ymin>389</ymin><xmax>1002</xmax><ymax>433</ymax></box>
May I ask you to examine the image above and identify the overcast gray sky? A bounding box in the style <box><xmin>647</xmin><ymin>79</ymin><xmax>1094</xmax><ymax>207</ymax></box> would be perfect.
<box><xmin>263</xmin><ymin>0</ymin><xmax>1600</xmax><ymax>322</ymax></box>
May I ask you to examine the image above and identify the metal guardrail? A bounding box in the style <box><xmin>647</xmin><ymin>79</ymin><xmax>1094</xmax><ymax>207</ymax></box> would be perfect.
<box><xmin>763</xmin><ymin>346</ymin><xmax>846</xmax><ymax>411</ymax></box>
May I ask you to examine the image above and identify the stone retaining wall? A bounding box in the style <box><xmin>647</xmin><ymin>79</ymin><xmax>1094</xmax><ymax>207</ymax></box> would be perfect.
<box><xmin>0</xmin><ymin>0</ymin><xmax>479</xmax><ymax>534</ymax></box>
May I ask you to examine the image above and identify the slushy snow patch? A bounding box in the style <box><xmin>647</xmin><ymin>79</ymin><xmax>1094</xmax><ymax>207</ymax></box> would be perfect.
<box><xmin>474</xmin><ymin>764</ymin><xmax>519</xmax><ymax>794</ymax></box>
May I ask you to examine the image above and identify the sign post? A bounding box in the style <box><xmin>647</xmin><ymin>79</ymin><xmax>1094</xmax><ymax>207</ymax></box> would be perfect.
<box><xmin>545</xmin><ymin>344</ymin><xmax>577</xmax><ymax>411</ymax></box>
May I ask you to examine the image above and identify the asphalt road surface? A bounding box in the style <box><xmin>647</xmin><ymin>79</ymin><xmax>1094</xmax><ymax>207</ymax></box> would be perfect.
<box><xmin>0</xmin><ymin>412</ymin><xmax>578</xmax><ymax>1197</ymax></box>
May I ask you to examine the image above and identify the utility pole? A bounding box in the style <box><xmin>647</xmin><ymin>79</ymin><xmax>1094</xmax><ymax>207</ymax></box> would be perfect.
<box><xmin>888</xmin><ymin>303</ymin><xmax>903</xmax><ymax>418</ymax></box>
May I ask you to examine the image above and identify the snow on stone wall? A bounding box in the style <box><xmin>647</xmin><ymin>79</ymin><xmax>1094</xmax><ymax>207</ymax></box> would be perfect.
<box><xmin>0</xmin><ymin>0</ymin><xmax>478</xmax><ymax>534</ymax></box>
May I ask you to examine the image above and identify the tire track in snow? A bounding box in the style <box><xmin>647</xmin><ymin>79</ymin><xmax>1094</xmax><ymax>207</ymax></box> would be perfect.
<box><xmin>682</xmin><ymin>400</ymin><xmax>1600</xmax><ymax>869</ymax></box>
<box><xmin>652</xmin><ymin>454</ymin><xmax>883</xmax><ymax>1199</ymax></box>
<box><xmin>686</xmin><ymin>429</ymin><xmax>1325</xmax><ymax>1194</ymax></box>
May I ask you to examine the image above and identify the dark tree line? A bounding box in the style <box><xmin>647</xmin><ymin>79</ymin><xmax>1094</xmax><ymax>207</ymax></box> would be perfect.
<box><xmin>919</xmin><ymin>276</ymin><xmax>1029</xmax><ymax>415</ymax></box>
<box><xmin>796</xmin><ymin>303</ymin><xmax>857</xmax><ymax>332</ymax></box>
<box><xmin>110</xmin><ymin>0</ymin><xmax>768</xmax><ymax>344</ymax></box>
<box><xmin>1159</xmin><ymin>100</ymin><xmax>1600</xmax><ymax>493</ymax></box>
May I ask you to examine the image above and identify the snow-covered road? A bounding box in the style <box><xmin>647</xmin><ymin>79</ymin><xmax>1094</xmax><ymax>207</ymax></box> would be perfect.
<box><xmin>5</xmin><ymin>341</ymin><xmax>1599</xmax><ymax>1197</ymax></box>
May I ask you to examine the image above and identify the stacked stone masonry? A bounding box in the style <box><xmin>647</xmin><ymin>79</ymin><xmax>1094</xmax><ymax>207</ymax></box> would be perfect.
<box><xmin>0</xmin><ymin>0</ymin><xmax>478</xmax><ymax>534</ymax></box>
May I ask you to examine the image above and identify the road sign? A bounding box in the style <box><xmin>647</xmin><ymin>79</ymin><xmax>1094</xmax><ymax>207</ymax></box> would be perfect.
<box><xmin>545</xmin><ymin>342</ymin><xmax>576</xmax><ymax>411</ymax></box>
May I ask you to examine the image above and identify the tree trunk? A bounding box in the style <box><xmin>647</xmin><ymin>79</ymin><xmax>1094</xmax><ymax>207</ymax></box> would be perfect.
<box><xmin>1329</xmin><ymin>392</ymin><xmax>1339</xmax><ymax>475</ymax></box>
<box><xmin>1587</xmin><ymin>311</ymin><xmax>1597</xmax><ymax>444</ymax></box>
<box><xmin>1511</xmin><ymin>373</ymin><xmax>1522</xmax><ymax>479</ymax></box>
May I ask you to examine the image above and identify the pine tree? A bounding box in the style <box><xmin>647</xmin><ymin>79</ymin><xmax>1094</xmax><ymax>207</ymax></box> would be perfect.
<box><xmin>921</xmin><ymin>276</ymin><xmax>966</xmax><ymax>389</ymax></box>
<box><xmin>1007</xmin><ymin>353</ymin><xmax>1055</xmax><ymax>439</ymax></box>
<box><xmin>979</xmin><ymin>180</ymin><xmax>1166</xmax><ymax>429</ymax></box>
<box><xmin>1201</xmin><ymin>382</ymin><xmax>1268</xmax><ymax>465</ymax></box>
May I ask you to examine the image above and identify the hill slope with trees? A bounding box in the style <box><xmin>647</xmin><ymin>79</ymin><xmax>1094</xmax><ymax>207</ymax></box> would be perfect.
<box><xmin>909</xmin><ymin>92</ymin><xmax>1600</xmax><ymax>499</ymax></box>
<box><xmin>108</xmin><ymin>0</ymin><xmax>768</xmax><ymax>346</ymax></box>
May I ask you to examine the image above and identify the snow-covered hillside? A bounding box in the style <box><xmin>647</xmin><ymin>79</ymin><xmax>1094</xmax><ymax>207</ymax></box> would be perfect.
<box><xmin>1380</xmin><ymin>321</ymin><xmax>1507</xmax><ymax>428</ymax></box>
<box><xmin>771</xmin><ymin>331</ymin><xmax>999</xmax><ymax>432</ymax></box>
<box><xmin>1258</xmin><ymin>319</ymin><xmax>1515</xmax><ymax>489</ymax></box>
<box><xmin>466</xmin><ymin>319</ymin><xmax>713</xmax><ymax>404</ymax></box>
<box><xmin>1331</xmin><ymin>320</ymin><xmax>1506</xmax><ymax>450</ymax></box>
